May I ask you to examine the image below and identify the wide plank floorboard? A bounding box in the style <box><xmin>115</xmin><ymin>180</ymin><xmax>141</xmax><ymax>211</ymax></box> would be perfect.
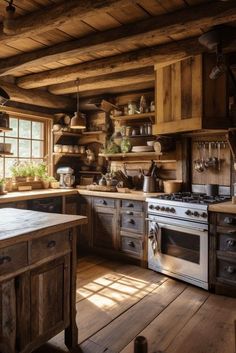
<box><xmin>33</xmin><ymin>255</ymin><xmax>236</xmax><ymax>353</ymax></box>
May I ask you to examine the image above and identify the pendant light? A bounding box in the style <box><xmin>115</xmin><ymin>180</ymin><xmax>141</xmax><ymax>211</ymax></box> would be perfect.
<box><xmin>70</xmin><ymin>78</ymin><xmax>86</xmax><ymax>129</ymax></box>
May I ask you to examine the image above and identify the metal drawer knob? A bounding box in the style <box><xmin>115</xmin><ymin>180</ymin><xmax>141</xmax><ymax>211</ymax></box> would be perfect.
<box><xmin>0</xmin><ymin>256</ymin><xmax>11</xmax><ymax>265</ymax></box>
<box><xmin>126</xmin><ymin>211</ymin><xmax>133</xmax><ymax>215</ymax></box>
<box><xmin>128</xmin><ymin>219</ymin><xmax>135</xmax><ymax>224</ymax></box>
<box><xmin>227</xmin><ymin>239</ymin><xmax>235</xmax><ymax>247</ymax></box>
<box><xmin>47</xmin><ymin>240</ymin><xmax>56</xmax><ymax>248</ymax></box>
<box><xmin>225</xmin><ymin>266</ymin><xmax>235</xmax><ymax>274</ymax></box>
<box><xmin>127</xmin><ymin>203</ymin><xmax>134</xmax><ymax>208</ymax></box>
<box><xmin>100</xmin><ymin>200</ymin><xmax>107</xmax><ymax>205</ymax></box>
<box><xmin>127</xmin><ymin>241</ymin><xmax>135</xmax><ymax>248</ymax></box>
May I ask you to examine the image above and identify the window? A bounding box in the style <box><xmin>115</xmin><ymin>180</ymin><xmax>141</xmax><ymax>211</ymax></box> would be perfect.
<box><xmin>0</xmin><ymin>117</ymin><xmax>47</xmax><ymax>178</ymax></box>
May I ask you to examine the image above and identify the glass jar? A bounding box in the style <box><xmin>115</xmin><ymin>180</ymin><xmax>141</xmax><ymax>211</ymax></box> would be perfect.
<box><xmin>120</xmin><ymin>137</ymin><xmax>132</xmax><ymax>153</ymax></box>
<box><xmin>128</xmin><ymin>101</ymin><xmax>137</xmax><ymax>115</ymax></box>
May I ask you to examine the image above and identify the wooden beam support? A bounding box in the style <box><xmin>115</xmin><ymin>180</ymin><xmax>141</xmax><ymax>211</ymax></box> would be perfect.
<box><xmin>1</xmin><ymin>0</ymin><xmax>134</xmax><ymax>39</ymax></box>
<box><xmin>48</xmin><ymin>67</ymin><xmax>155</xmax><ymax>95</ymax></box>
<box><xmin>1</xmin><ymin>1</ymin><xmax>236</xmax><ymax>76</ymax></box>
<box><xmin>0</xmin><ymin>81</ymin><xmax>74</xmax><ymax>110</ymax></box>
<box><xmin>17</xmin><ymin>36</ymin><xmax>204</xmax><ymax>89</ymax></box>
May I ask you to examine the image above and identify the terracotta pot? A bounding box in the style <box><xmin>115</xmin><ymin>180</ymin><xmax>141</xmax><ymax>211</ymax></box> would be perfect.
<box><xmin>42</xmin><ymin>180</ymin><xmax>50</xmax><ymax>189</ymax></box>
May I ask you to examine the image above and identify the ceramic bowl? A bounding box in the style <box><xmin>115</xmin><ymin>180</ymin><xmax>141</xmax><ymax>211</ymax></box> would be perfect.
<box><xmin>147</xmin><ymin>140</ymin><xmax>155</xmax><ymax>147</ymax></box>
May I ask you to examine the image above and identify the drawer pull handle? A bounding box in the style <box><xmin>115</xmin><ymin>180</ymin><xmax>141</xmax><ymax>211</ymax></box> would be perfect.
<box><xmin>126</xmin><ymin>211</ymin><xmax>133</xmax><ymax>215</ymax></box>
<box><xmin>127</xmin><ymin>203</ymin><xmax>134</xmax><ymax>208</ymax></box>
<box><xmin>128</xmin><ymin>241</ymin><xmax>135</xmax><ymax>248</ymax></box>
<box><xmin>47</xmin><ymin>240</ymin><xmax>56</xmax><ymax>248</ymax></box>
<box><xmin>128</xmin><ymin>219</ymin><xmax>135</xmax><ymax>225</ymax></box>
<box><xmin>227</xmin><ymin>239</ymin><xmax>235</xmax><ymax>247</ymax></box>
<box><xmin>227</xmin><ymin>230</ymin><xmax>236</xmax><ymax>236</ymax></box>
<box><xmin>0</xmin><ymin>256</ymin><xmax>11</xmax><ymax>265</ymax></box>
<box><xmin>224</xmin><ymin>217</ymin><xmax>236</xmax><ymax>225</ymax></box>
<box><xmin>225</xmin><ymin>266</ymin><xmax>235</xmax><ymax>274</ymax></box>
<box><xmin>100</xmin><ymin>200</ymin><xmax>107</xmax><ymax>205</ymax></box>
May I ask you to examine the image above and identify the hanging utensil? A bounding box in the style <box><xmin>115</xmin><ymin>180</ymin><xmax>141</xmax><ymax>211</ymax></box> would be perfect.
<box><xmin>217</xmin><ymin>141</ymin><xmax>221</xmax><ymax>171</ymax></box>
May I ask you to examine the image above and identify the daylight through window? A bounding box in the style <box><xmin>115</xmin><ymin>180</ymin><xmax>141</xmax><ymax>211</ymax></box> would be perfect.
<box><xmin>0</xmin><ymin>117</ymin><xmax>45</xmax><ymax>178</ymax></box>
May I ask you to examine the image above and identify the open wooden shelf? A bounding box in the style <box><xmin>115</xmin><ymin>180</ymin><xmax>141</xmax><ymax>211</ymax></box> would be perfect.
<box><xmin>53</xmin><ymin>152</ymin><xmax>81</xmax><ymax>157</ymax></box>
<box><xmin>110</xmin><ymin>112</ymin><xmax>155</xmax><ymax>122</ymax></box>
<box><xmin>0</xmin><ymin>152</ymin><xmax>13</xmax><ymax>156</ymax></box>
<box><xmin>79</xmin><ymin>171</ymin><xmax>102</xmax><ymax>174</ymax></box>
<box><xmin>82</xmin><ymin>130</ymin><xmax>105</xmax><ymax>135</ymax></box>
<box><xmin>99</xmin><ymin>151</ymin><xmax>162</xmax><ymax>159</ymax></box>
<box><xmin>53</xmin><ymin>131</ymin><xmax>81</xmax><ymax>137</ymax></box>
<box><xmin>0</xmin><ymin>127</ymin><xmax>12</xmax><ymax>133</ymax></box>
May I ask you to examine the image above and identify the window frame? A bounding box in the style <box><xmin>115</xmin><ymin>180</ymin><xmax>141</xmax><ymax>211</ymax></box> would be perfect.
<box><xmin>0</xmin><ymin>115</ymin><xmax>52</xmax><ymax>178</ymax></box>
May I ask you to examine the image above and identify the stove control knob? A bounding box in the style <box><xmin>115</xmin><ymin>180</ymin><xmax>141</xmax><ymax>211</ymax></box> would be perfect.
<box><xmin>185</xmin><ymin>210</ymin><xmax>192</xmax><ymax>216</ymax></box>
<box><xmin>166</xmin><ymin>207</ymin><xmax>170</xmax><ymax>212</ymax></box>
<box><xmin>155</xmin><ymin>206</ymin><xmax>160</xmax><ymax>210</ymax></box>
<box><xmin>149</xmin><ymin>205</ymin><xmax>154</xmax><ymax>210</ymax></box>
<box><xmin>161</xmin><ymin>207</ymin><xmax>165</xmax><ymax>211</ymax></box>
<box><xmin>201</xmin><ymin>212</ymin><xmax>207</xmax><ymax>218</ymax></box>
<box><xmin>170</xmin><ymin>208</ymin><xmax>176</xmax><ymax>213</ymax></box>
<box><xmin>194</xmin><ymin>211</ymin><xmax>200</xmax><ymax>217</ymax></box>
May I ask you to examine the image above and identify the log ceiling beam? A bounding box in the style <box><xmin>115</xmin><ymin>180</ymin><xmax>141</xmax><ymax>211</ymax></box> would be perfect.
<box><xmin>1</xmin><ymin>1</ymin><xmax>236</xmax><ymax>76</ymax></box>
<box><xmin>0</xmin><ymin>81</ymin><xmax>74</xmax><ymax>110</ymax></box>
<box><xmin>17</xmin><ymin>37</ymin><xmax>205</xmax><ymax>89</ymax></box>
<box><xmin>0</xmin><ymin>0</ymin><xmax>134</xmax><ymax>41</ymax></box>
<box><xmin>48</xmin><ymin>67</ymin><xmax>155</xmax><ymax>95</ymax></box>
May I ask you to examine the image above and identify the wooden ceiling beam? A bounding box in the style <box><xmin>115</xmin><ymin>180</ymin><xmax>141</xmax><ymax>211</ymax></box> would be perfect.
<box><xmin>48</xmin><ymin>67</ymin><xmax>155</xmax><ymax>95</ymax></box>
<box><xmin>17</xmin><ymin>36</ymin><xmax>204</xmax><ymax>89</ymax></box>
<box><xmin>0</xmin><ymin>0</ymin><xmax>134</xmax><ymax>40</ymax></box>
<box><xmin>0</xmin><ymin>81</ymin><xmax>74</xmax><ymax>110</ymax></box>
<box><xmin>1</xmin><ymin>1</ymin><xmax>236</xmax><ymax>76</ymax></box>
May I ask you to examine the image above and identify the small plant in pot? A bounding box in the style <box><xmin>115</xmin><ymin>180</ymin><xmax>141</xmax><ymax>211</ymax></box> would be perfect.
<box><xmin>0</xmin><ymin>178</ymin><xmax>6</xmax><ymax>194</ymax></box>
<box><xmin>48</xmin><ymin>176</ymin><xmax>60</xmax><ymax>189</ymax></box>
<box><xmin>41</xmin><ymin>175</ymin><xmax>51</xmax><ymax>189</ymax></box>
<box><xmin>34</xmin><ymin>162</ymin><xmax>47</xmax><ymax>181</ymax></box>
<box><xmin>10</xmin><ymin>161</ymin><xmax>27</xmax><ymax>182</ymax></box>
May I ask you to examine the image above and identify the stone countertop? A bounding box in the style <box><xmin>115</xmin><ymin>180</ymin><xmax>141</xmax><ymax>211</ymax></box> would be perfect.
<box><xmin>0</xmin><ymin>188</ymin><xmax>163</xmax><ymax>203</ymax></box>
<box><xmin>208</xmin><ymin>200</ymin><xmax>236</xmax><ymax>214</ymax></box>
<box><xmin>0</xmin><ymin>208</ymin><xmax>87</xmax><ymax>244</ymax></box>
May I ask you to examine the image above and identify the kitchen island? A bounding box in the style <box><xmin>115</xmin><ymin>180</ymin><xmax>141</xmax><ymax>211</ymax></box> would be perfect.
<box><xmin>0</xmin><ymin>208</ymin><xmax>87</xmax><ymax>353</ymax></box>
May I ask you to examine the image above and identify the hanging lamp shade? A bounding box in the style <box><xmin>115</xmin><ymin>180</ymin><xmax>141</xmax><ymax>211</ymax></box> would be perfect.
<box><xmin>70</xmin><ymin>78</ymin><xmax>86</xmax><ymax>129</ymax></box>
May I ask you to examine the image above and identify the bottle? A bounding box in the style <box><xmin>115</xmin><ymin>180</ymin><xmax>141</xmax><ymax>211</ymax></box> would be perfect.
<box><xmin>134</xmin><ymin>336</ymin><xmax>148</xmax><ymax>353</ymax></box>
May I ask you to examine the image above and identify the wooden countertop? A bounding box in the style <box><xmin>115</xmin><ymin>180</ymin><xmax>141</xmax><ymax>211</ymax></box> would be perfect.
<box><xmin>0</xmin><ymin>188</ymin><xmax>78</xmax><ymax>203</ymax></box>
<box><xmin>77</xmin><ymin>189</ymin><xmax>163</xmax><ymax>201</ymax></box>
<box><xmin>209</xmin><ymin>200</ymin><xmax>236</xmax><ymax>214</ymax></box>
<box><xmin>0</xmin><ymin>208</ymin><xmax>87</xmax><ymax>244</ymax></box>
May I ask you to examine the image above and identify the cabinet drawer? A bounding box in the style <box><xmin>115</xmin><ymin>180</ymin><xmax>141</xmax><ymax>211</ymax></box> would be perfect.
<box><xmin>94</xmin><ymin>197</ymin><xmax>115</xmax><ymax>208</ymax></box>
<box><xmin>218</xmin><ymin>230</ymin><xmax>236</xmax><ymax>253</ymax></box>
<box><xmin>121</xmin><ymin>236</ymin><xmax>142</xmax><ymax>257</ymax></box>
<box><xmin>217</xmin><ymin>213</ymin><xmax>236</xmax><ymax>227</ymax></box>
<box><xmin>120</xmin><ymin>212</ymin><xmax>144</xmax><ymax>234</ymax></box>
<box><xmin>217</xmin><ymin>258</ymin><xmax>236</xmax><ymax>283</ymax></box>
<box><xmin>121</xmin><ymin>200</ymin><xmax>143</xmax><ymax>211</ymax></box>
<box><xmin>31</xmin><ymin>230</ymin><xmax>71</xmax><ymax>263</ymax></box>
<box><xmin>0</xmin><ymin>242</ymin><xmax>28</xmax><ymax>276</ymax></box>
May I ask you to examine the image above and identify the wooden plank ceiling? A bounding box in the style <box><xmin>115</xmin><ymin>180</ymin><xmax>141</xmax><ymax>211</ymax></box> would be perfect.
<box><xmin>0</xmin><ymin>0</ymin><xmax>235</xmax><ymax>109</ymax></box>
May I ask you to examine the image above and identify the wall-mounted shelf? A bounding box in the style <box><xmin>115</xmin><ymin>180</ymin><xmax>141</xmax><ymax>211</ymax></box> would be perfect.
<box><xmin>79</xmin><ymin>171</ymin><xmax>102</xmax><ymax>174</ymax></box>
<box><xmin>0</xmin><ymin>127</ymin><xmax>12</xmax><ymax>133</ymax></box>
<box><xmin>53</xmin><ymin>152</ymin><xmax>81</xmax><ymax>157</ymax></box>
<box><xmin>82</xmin><ymin>130</ymin><xmax>105</xmax><ymax>135</ymax></box>
<box><xmin>53</xmin><ymin>131</ymin><xmax>81</xmax><ymax>138</ymax></box>
<box><xmin>110</xmin><ymin>112</ymin><xmax>155</xmax><ymax>122</ymax></box>
<box><xmin>0</xmin><ymin>151</ymin><xmax>13</xmax><ymax>156</ymax></box>
<box><xmin>99</xmin><ymin>151</ymin><xmax>162</xmax><ymax>159</ymax></box>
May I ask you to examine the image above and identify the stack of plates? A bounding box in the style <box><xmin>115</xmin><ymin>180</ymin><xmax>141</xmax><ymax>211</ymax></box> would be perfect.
<box><xmin>132</xmin><ymin>145</ymin><xmax>154</xmax><ymax>152</ymax></box>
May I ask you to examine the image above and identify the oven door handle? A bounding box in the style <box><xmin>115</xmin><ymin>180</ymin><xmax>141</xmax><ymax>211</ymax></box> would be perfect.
<box><xmin>146</xmin><ymin>219</ymin><xmax>207</xmax><ymax>234</ymax></box>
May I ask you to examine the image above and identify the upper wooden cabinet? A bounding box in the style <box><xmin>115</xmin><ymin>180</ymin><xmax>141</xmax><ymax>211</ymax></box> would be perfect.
<box><xmin>153</xmin><ymin>54</ymin><xmax>230</xmax><ymax>135</ymax></box>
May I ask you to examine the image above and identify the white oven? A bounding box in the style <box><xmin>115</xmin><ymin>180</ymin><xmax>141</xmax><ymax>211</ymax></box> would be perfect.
<box><xmin>147</xmin><ymin>214</ymin><xmax>208</xmax><ymax>289</ymax></box>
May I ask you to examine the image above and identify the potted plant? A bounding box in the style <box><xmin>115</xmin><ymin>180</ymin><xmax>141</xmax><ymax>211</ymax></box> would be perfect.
<box><xmin>10</xmin><ymin>161</ymin><xmax>27</xmax><ymax>182</ymax></box>
<box><xmin>0</xmin><ymin>178</ymin><xmax>6</xmax><ymax>194</ymax></box>
<box><xmin>41</xmin><ymin>175</ymin><xmax>50</xmax><ymax>189</ymax></box>
<box><xmin>48</xmin><ymin>176</ymin><xmax>60</xmax><ymax>189</ymax></box>
<box><xmin>34</xmin><ymin>162</ymin><xmax>47</xmax><ymax>181</ymax></box>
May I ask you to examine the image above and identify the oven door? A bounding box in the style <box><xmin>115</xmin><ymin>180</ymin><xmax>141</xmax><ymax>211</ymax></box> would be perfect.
<box><xmin>147</xmin><ymin>217</ymin><xmax>208</xmax><ymax>288</ymax></box>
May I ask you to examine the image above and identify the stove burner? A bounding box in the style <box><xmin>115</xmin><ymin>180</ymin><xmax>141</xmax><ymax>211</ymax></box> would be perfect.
<box><xmin>155</xmin><ymin>192</ymin><xmax>230</xmax><ymax>205</ymax></box>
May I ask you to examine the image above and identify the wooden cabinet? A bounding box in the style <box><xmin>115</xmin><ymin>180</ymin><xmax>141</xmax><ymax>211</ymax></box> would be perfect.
<box><xmin>78</xmin><ymin>196</ymin><xmax>92</xmax><ymax>251</ymax></box>
<box><xmin>209</xmin><ymin>212</ymin><xmax>236</xmax><ymax>297</ymax></box>
<box><xmin>93</xmin><ymin>205</ymin><xmax>117</xmax><ymax>250</ymax></box>
<box><xmin>0</xmin><ymin>207</ymin><xmax>87</xmax><ymax>353</ymax></box>
<box><xmin>153</xmin><ymin>54</ymin><xmax>230</xmax><ymax>135</ymax></box>
<box><xmin>64</xmin><ymin>195</ymin><xmax>78</xmax><ymax>215</ymax></box>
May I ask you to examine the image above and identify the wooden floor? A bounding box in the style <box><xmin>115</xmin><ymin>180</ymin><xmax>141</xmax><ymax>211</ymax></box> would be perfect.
<box><xmin>34</xmin><ymin>255</ymin><xmax>236</xmax><ymax>353</ymax></box>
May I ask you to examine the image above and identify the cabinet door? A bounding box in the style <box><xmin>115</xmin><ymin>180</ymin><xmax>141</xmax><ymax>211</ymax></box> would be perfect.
<box><xmin>78</xmin><ymin>196</ymin><xmax>92</xmax><ymax>249</ymax></box>
<box><xmin>30</xmin><ymin>255</ymin><xmax>70</xmax><ymax>342</ymax></box>
<box><xmin>64</xmin><ymin>196</ymin><xmax>78</xmax><ymax>215</ymax></box>
<box><xmin>93</xmin><ymin>206</ymin><xmax>117</xmax><ymax>250</ymax></box>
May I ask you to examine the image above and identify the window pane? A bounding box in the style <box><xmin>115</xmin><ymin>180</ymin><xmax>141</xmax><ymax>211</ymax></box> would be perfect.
<box><xmin>19</xmin><ymin>139</ymin><xmax>30</xmax><ymax>157</ymax></box>
<box><xmin>32</xmin><ymin>121</ymin><xmax>44</xmax><ymax>140</ymax></box>
<box><xmin>0</xmin><ymin>137</ymin><xmax>3</xmax><ymax>143</ymax></box>
<box><xmin>5</xmin><ymin>158</ymin><xmax>16</xmax><ymax>178</ymax></box>
<box><xmin>32</xmin><ymin>140</ymin><xmax>43</xmax><ymax>158</ymax></box>
<box><xmin>19</xmin><ymin>120</ymin><xmax>31</xmax><ymax>138</ymax></box>
<box><xmin>5</xmin><ymin>138</ymin><xmax>17</xmax><ymax>157</ymax></box>
<box><xmin>6</xmin><ymin>118</ymin><xmax>18</xmax><ymax>137</ymax></box>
